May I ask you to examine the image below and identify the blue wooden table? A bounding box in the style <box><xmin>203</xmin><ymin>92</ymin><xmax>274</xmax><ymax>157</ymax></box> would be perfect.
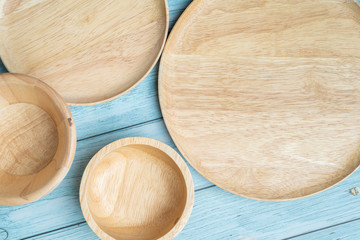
<box><xmin>1</xmin><ymin>1</ymin><xmax>360</xmax><ymax>239</ymax></box>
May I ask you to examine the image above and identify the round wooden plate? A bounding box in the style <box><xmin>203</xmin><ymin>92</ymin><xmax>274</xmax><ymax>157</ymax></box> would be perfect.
<box><xmin>80</xmin><ymin>137</ymin><xmax>194</xmax><ymax>240</ymax></box>
<box><xmin>159</xmin><ymin>0</ymin><xmax>360</xmax><ymax>201</ymax></box>
<box><xmin>0</xmin><ymin>0</ymin><xmax>168</xmax><ymax>105</ymax></box>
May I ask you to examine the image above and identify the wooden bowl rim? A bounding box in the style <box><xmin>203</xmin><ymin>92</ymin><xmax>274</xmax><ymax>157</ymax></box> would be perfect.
<box><xmin>80</xmin><ymin>137</ymin><xmax>194</xmax><ymax>240</ymax></box>
<box><xmin>0</xmin><ymin>73</ymin><xmax>77</xmax><ymax>206</ymax></box>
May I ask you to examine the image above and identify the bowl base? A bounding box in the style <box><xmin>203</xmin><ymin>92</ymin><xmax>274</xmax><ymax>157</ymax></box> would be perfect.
<box><xmin>0</xmin><ymin>103</ymin><xmax>58</xmax><ymax>176</ymax></box>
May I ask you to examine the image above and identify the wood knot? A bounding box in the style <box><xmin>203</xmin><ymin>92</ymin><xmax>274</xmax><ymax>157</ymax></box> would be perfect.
<box><xmin>0</xmin><ymin>228</ymin><xmax>8</xmax><ymax>240</ymax></box>
<box><xmin>350</xmin><ymin>187</ymin><xmax>360</xmax><ymax>196</ymax></box>
<box><xmin>83</xmin><ymin>16</ymin><xmax>90</xmax><ymax>23</ymax></box>
<box><xmin>67</xmin><ymin>118</ymin><xmax>73</xmax><ymax>127</ymax></box>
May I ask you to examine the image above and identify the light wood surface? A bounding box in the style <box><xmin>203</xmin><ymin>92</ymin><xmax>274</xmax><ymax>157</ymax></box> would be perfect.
<box><xmin>3</xmin><ymin>1</ymin><xmax>360</xmax><ymax>239</ymax></box>
<box><xmin>3</xmin><ymin>118</ymin><xmax>360</xmax><ymax>240</ymax></box>
<box><xmin>0</xmin><ymin>0</ymin><xmax>169</xmax><ymax>105</ymax></box>
<box><xmin>159</xmin><ymin>0</ymin><xmax>360</xmax><ymax>200</ymax></box>
<box><xmin>0</xmin><ymin>73</ymin><xmax>76</xmax><ymax>206</ymax></box>
<box><xmin>0</xmin><ymin>103</ymin><xmax>58</xmax><ymax>176</ymax></box>
<box><xmin>80</xmin><ymin>137</ymin><xmax>194</xmax><ymax>240</ymax></box>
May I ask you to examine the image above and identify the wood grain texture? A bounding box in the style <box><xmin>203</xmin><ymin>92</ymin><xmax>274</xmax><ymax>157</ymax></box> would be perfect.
<box><xmin>0</xmin><ymin>73</ymin><xmax>76</xmax><ymax>206</ymax></box>
<box><xmin>0</xmin><ymin>119</ymin><xmax>209</xmax><ymax>240</ymax></box>
<box><xmin>1</xmin><ymin>119</ymin><xmax>360</xmax><ymax>240</ymax></box>
<box><xmin>159</xmin><ymin>0</ymin><xmax>360</xmax><ymax>200</ymax></box>
<box><xmin>0</xmin><ymin>0</ymin><xmax>169</xmax><ymax>105</ymax></box>
<box><xmin>0</xmin><ymin>4</ymin><xmax>190</xmax><ymax>141</ymax></box>
<box><xmin>69</xmin><ymin>67</ymin><xmax>163</xmax><ymax>141</ymax></box>
<box><xmin>80</xmin><ymin>137</ymin><xmax>194</xmax><ymax>240</ymax></box>
<box><xmin>15</xmin><ymin>163</ymin><xmax>360</xmax><ymax>240</ymax></box>
<box><xmin>1</xmin><ymin>0</ymin><xmax>360</xmax><ymax>239</ymax></box>
<box><xmin>289</xmin><ymin>219</ymin><xmax>360</xmax><ymax>240</ymax></box>
<box><xmin>0</xmin><ymin>103</ymin><xmax>58</xmax><ymax>176</ymax></box>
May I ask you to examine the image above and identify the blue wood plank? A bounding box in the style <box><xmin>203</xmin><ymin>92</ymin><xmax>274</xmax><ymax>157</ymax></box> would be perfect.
<box><xmin>176</xmin><ymin>181</ymin><xmax>360</xmax><ymax>240</ymax></box>
<box><xmin>25</xmin><ymin>222</ymin><xmax>93</xmax><ymax>240</ymax></box>
<box><xmin>0</xmin><ymin>57</ymin><xmax>164</xmax><ymax>141</ymax></box>
<box><xmin>21</xmin><ymin>170</ymin><xmax>360</xmax><ymax>240</ymax></box>
<box><xmin>288</xmin><ymin>219</ymin><xmax>360</xmax><ymax>240</ymax></box>
<box><xmin>0</xmin><ymin>119</ymin><xmax>212</xmax><ymax>240</ymax></box>
<box><xmin>69</xmin><ymin>68</ymin><xmax>162</xmax><ymax>140</ymax></box>
<box><xmin>1</xmin><ymin>0</ymin><xmax>360</xmax><ymax>239</ymax></box>
<box><xmin>0</xmin><ymin>61</ymin><xmax>7</xmax><ymax>73</ymax></box>
<box><xmin>0</xmin><ymin>1</ymin><xmax>195</xmax><ymax>237</ymax></box>
<box><xmin>0</xmin><ymin>0</ymin><xmax>192</xmax><ymax>142</ymax></box>
<box><xmin>70</xmin><ymin>0</ymin><xmax>192</xmax><ymax>141</ymax></box>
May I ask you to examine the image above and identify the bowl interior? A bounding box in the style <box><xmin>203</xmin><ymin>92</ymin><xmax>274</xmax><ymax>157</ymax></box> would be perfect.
<box><xmin>84</xmin><ymin>144</ymin><xmax>188</xmax><ymax>240</ymax></box>
<box><xmin>0</xmin><ymin>74</ymin><xmax>73</xmax><ymax>205</ymax></box>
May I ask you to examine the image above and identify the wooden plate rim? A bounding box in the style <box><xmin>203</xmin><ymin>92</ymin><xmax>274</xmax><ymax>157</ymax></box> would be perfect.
<box><xmin>0</xmin><ymin>0</ymin><xmax>169</xmax><ymax>106</ymax></box>
<box><xmin>158</xmin><ymin>0</ymin><xmax>360</xmax><ymax>201</ymax></box>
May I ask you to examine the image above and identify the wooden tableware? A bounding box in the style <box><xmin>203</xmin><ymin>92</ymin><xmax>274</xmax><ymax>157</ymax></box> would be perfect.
<box><xmin>0</xmin><ymin>73</ymin><xmax>76</xmax><ymax>206</ymax></box>
<box><xmin>159</xmin><ymin>0</ymin><xmax>360</xmax><ymax>201</ymax></box>
<box><xmin>0</xmin><ymin>0</ymin><xmax>168</xmax><ymax>105</ymax></box>
<box><xmin>80</xmin><ymin>137</ymin><xmax>194</xmax><ymax>240</ymax></box>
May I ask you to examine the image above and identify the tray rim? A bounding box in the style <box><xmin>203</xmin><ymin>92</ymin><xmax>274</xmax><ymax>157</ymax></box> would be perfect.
<box><xmin>158</xmin><ymin>0</ymin><xmax>360</xmax><ymax>201</ymax></box>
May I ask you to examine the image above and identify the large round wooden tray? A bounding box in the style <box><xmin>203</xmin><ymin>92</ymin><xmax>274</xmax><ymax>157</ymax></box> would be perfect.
<box><xmin>0</xmin><ymin>0</ymin><xmax>168</xmax><ymax>105</ymax></box>
<box><xmin>159</xmin><ymin>0</ymin><xmax>360</xmax><ymax>201</ymax></box>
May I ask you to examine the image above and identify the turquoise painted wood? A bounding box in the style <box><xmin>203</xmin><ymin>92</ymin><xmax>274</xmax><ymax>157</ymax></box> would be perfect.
<box><xmin>0</xmin><ymin>119</ymin><xmax>213</xmax><ymax>239</ymax></box>
<box><xmin>1</xmin><ymin>1</ymin><xmax>360</xmax><ymax>239</ymax></box>
<box><xmin>289</xmin><ymin>220</ymin><xmax>360</xmax><ymax>240</ymax></box>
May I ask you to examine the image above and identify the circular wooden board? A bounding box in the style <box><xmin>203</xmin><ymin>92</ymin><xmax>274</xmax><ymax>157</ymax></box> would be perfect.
<box><xmin>0</xmin><ymin>0</ymin><xmax>168</xmax><ymax>105</ymax></box>
<box><xmin>159</xmin><ymin>0</ymin><xmax>360</xmax><ymax>201</ymax></box>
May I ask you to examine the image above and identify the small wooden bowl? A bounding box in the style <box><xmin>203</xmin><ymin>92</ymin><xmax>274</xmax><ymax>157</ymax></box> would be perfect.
<box><xmin>80</xmin><ymin>137</ymin><xmax>194</xmax><ymax>240</ymax></box>
<box><xmin>0</xmin><ymin>73</ymin><xmax>76</xmax><ymax>206</ymax></box>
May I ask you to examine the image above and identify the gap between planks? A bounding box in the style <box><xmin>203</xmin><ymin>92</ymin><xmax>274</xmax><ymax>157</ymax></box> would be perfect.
<box><xmin>19</xmin><ymin>222</ymin><xmax>87</xmax><ymax>240</ymax></box>
<box><xmin>1</xmin><ymin>2</ymin><xmax>193</xmax><ymax>240</ymax></box>
<box><xmin>77</xmin><ymin>117</ymin><xmax>163</xmax><ymax>142</ymax></box>
<box><xmin>282</xmin><ymin>217</ymin><xmax>360</xmax><ymax>240</ymax></box>
<box><xmin>20</xmin><ymin>186</ymin><xmax>217</xmax><ymax>240</ymax></box>
<box><xmin>19</xmin><ymin>116</ymin><xmax>216</xmax><ymax>240</ymax></box>
<box><xmin>20</xmin><ymin>211</ymin><xmax>360</xmax><ymax>240</ymax></box>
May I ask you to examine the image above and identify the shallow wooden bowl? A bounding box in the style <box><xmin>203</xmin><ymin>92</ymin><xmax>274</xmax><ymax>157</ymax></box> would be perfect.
<box><xmin>80</xmin><ymin>137</ymin><xmax>194</xmax><ymax>240</ymax></box>
<box><xmin>0</xmin><ymin>0</ymin><xmax>169</xmax><ymax>105</ymax></box>
<box><xmin>0</xmin><ymin>73</ymin><xmax>76</xmax><ymax>206</ymax></box>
